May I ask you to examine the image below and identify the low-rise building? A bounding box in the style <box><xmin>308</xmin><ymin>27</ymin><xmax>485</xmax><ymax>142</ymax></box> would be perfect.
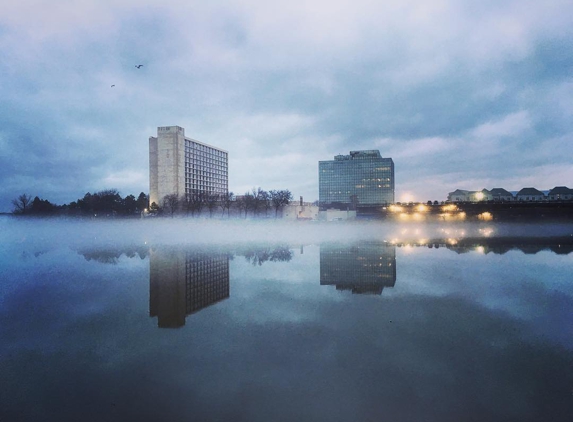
<box><xmin>516</xmin><ymin>187</ymin><xmax>545</xmax><ymax>202</ymax></box>
<box><xmin>547</xmin><ymin>186</ymin><xmax>573</xmax><ymax>201</ymax></box>
<box><xmin>283</xmin><ymin>202</ymin><xmax>319</xmax><ymax>220</ymax></box>
<box><xmin>447</xmin><ymin>189</ymin><xmax>472</xmax><ymax>202</ymax></box>
<box><xmin>448</xmin><ymin>189</ymin><xmax>491</xmax><ymax>202</ymax></box>
<box><xmin>489</xmin><ymin>188</ymin><xmax>514</xmax><ymax>201</ymax></box>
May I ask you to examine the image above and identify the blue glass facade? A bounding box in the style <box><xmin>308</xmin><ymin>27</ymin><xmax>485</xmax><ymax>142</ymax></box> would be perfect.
<box><xmin>319</xmin><ymin>150</ymin><xmax>394</xmax><ymax>208</ymax></box>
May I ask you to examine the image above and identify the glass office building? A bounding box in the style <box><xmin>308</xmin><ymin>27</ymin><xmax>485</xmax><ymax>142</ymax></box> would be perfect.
<box><xmin>319</xmin><ymin>150</ymin><xmax>394</xmax><ymax>208</ymax></box>
<box><xmin>320</xmin><ymin>242</ymin><xmax>396</xmax><ymax>295</ymax></box>
<box><xmin>184</xmin><ymin>138</ymin><xmax>228</xmax><ymax>198</ymax></box>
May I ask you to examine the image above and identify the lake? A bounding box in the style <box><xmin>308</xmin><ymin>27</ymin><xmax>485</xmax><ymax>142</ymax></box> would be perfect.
<box><xmin>1</xmin><ymin>217</ymin><xmax>573</xmax><ymax>421</ymax></box>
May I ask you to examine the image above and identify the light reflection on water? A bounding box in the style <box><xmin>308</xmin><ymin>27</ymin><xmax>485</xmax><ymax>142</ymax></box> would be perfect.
<box><xmin>1</xmin><ymin>231</ymin><xmax>573</xmax><ymax>421</ymax></box>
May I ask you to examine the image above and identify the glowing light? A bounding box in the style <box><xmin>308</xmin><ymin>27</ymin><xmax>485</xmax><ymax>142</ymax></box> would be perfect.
<box><xmin>400</xmin><ymin>192</ymin><xmax>415</xmax><ymax>203</ymax></box>
<box><xmin>389</xmin><ymin>205</ymin><xmax>403</xmax><ymax>212</ymax></box>
<box><xmin>457</xmin><ymin>212</ymin><xmax>466</xmax><ymax>220</ymax></box>
<box><xmin>442</xmin><ymin>204</ymin><xmax>458</xmax><ymax>212</ymax></box>
<box><xmin>416</xmin><ymin>204</ymin><xmax>428</xmax><ymax>212</ymax></box>
<box><xmin>478</xmin><ymin>212</ymin><xmax>493</xmax><ymax>221</ymax></box>
<box><xmin>481</xmin><ymin>228</ymin><xmax>494</xmax><ymax>237</ymax></box>
<box><xmin>476</xmin><ymin>246</ymin><xmax>485</xmax><ymax>254</ymax></box>
<box><xmin>418</xmin><ymin>238</ymin><xmax>428</xmax><ymax>245</ymax></box>
<box><xmin>475</xmin><ymin>192</ymin><xmax>485</xmax><ymax>201</ymax></box>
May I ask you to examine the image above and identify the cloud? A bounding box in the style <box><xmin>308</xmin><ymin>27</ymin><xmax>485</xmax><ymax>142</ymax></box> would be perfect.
<box><xmin>470</xmin><ymin>111</ymin><xmax>531</xmax><ymax>139</ymax></box>
<box><xmin>1</xmin><ymin>0</ymin><xmax>573</xmax><ymax>210</ymax></box>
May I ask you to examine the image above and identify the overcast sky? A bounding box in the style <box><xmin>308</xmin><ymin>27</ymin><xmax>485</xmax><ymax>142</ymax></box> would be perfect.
<box><xmin>1</xmin><ymin>0</ymin><xmax>572</xmax><ymax>211</ymax></box>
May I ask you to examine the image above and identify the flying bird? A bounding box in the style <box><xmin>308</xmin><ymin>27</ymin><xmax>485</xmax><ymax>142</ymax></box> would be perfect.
<box><xmin>111</xmin><ymin>84</ymin><xmax>115</xmax><ymax>87</ymax></box>
<box><xmin>135</xmin><ymin>64</ymin><xmax>143</xmax><ymax>68</ymax></box>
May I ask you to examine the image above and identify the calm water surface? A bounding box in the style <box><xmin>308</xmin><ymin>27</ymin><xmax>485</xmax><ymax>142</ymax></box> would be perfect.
<box><xmin>1</xmin><ymin>219</ymin><xmax>573</xmax><ymax>421</ymax></box>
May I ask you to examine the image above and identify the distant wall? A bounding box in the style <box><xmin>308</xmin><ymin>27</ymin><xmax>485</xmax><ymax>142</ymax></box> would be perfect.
<box><xmin>318</xmin><ymin>209</ymin><xmax>357</xmax><ymax>221</ymax></box>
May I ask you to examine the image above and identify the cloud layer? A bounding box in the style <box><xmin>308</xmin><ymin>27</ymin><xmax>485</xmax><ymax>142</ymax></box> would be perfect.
<box><xmin>1</xmin><ymin>0</ymin><xmax>573</xmax><ymax>210</ymax></box>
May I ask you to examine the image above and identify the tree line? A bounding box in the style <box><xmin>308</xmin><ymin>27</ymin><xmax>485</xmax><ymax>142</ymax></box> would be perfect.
<box><xmin>11</xmin><ymin>187</ymin><xmax>294</xmax><ymax>219</ymax></box>
<box><xmin>156</xmin><ymin>187</ymin><xmax>293</xmax><ymax>218</ymax></box>
<box><xmin>11</xmin><ymin>190</ymin><xmax>148</xmax><ymax>217</ymax></box>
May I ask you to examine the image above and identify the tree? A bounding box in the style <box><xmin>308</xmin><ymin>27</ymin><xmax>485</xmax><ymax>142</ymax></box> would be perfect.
<box><xmin>251</xmin><ymin>187</ymin><xmax>264</xmax><ymax>217</ymax></box>
<box><xmin>149</xmin><ymin>202</ymin><xmax>160</xmax><ymax>214</ymax></box>
<box><xmin>206</xmin><ymin>192</ymin><xmax>220</xmax><ymax>218</ymax></box>
<box><xmin>270</xmin><ymin>189</ymin><xmax>293</xmax><ymax>217</ymax></box>
<box><xmin>220</xmin><ymin>192</ymin><xmax>235</xmax><ymax>218</ymax></box>
<box><xmin>124</xmin><ymin>194</ymin><xmax>137</xmax><ymax>215</ymax></box>
<box><xmin>184</xmin><ymin>190</ymin><xmax>206</xmax><ymax>217</ymax></box>
<box><xmin>136</xmin><ymin>192</ymin><xmax>148</xmax><ymax>212</ymax></box>
<box><xmin>30</xmin><ymin>196</ymin><xmax>55</xmax><ymax>215</ymax></box>
<box><xmin>235</xmin><ymin>195</ymin><xmax>247</xmax><ymax>218</ymax></box>
<box><xmin>12</xmin><ymin>194</ymin><xmax>32</xmax><ymax>214</ymax></box>
<box><xmin>162</xmin><ymin>194</ymin><xmax>180</xmax><ymax>217</ymax></box>
<box><xmin>244</xmin><ymin>191</ymin><xmax>256</xmax><ymax>218</ymax></box>
<box><xmin>260</xmin><ymin>190</ymin><xmax>272</xmax><ymax>217</ymax></box>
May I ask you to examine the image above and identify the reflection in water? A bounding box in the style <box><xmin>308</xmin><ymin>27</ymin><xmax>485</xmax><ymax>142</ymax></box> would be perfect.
<box><xmin>149</xmin><ymin>248</ymin><xmax>230</xmax><ymax>328</ymax></box>
<box><xmin>390</xmin><ymin>238</ymin><xmax>573</xmax><ymax>256</ymax></box>
<box><xmin>80</xmin><ymin>246</ymin><xmax>149</xmax><ymax>264</ymax></box>
<box><xmin>320</xmin><ymin>242</ymin><xmax>396</xmax><ymax>295</ymax></box>
<box><xmin>241</xmin><ymin>244</ymin><xmax>293</xmax><ymax>266</ymax></box>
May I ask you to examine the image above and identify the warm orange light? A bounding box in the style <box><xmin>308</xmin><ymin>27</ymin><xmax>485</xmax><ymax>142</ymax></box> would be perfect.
<box><xmin>478</xmin><ymin>212</ymin><xmax>493</xmax><ymax>221</ymax></box>
<box><xmin>442</xmin><ymin>204</ymin><xmax>458</xmax><ymax>212</ymax></box>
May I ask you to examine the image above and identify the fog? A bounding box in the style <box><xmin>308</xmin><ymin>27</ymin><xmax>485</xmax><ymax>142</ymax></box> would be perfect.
<box><xmin>3</xmin><ymin>216</ymin><xmax>573</xmax><ymax>255</ymax></box>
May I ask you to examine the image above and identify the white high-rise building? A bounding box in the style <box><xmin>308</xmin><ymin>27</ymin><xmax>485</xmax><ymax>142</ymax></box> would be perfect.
<box><xmin>149</xmin><ymin>126</ymin><xmax>228</xmax><ymax>207</ymax></box>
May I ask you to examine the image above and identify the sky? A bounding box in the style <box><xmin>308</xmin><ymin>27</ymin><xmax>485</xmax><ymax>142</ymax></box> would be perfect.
<box><xmin>1</xmin><ymin>0</ymin><xmax>573</xmax><ymax>211</ymax></box>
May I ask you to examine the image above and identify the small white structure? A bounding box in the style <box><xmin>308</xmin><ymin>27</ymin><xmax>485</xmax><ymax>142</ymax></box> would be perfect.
<box><xmin>318</xmin><ymin>209</ymin><xmax>357</xmax><ymax>221</ymax></box>
<box><xmin>283</xmin><ymin>203</ymin><xmax>319</xmax><ymax>220</ymax></box>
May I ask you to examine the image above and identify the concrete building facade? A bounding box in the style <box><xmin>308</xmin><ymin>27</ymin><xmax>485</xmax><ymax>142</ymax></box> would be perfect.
<box><xmin>149</xmin><ymin>126</ymin><xmax>228</xmax><ymax>207</ymax></box>
<box><xmin>319</xmin><ymin>150</ymin><xmax>394</xmax><ymax>209</ymax></box>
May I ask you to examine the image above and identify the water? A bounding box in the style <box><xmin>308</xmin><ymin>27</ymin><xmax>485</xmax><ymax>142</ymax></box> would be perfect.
<box><xmin>1</xmin><ymin>218</ymin><xmax>573</xmax><ymax>421</ymax></box>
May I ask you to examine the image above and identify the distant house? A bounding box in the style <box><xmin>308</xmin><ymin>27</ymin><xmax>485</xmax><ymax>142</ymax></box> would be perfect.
<box><xmin>470</xmin><ymin>189</ymin><xmax>492</xmax><ymax>202</ymax></box>
<box><xmin>447</xmin><ymin>189</ymin><xmax>471</xmax><ymax>202</ymax></box>
<box><xmin>547</xmin><ymin>186</ymin><xmax>573</xmax><ymax>201</ymax></box>
<box><xmin>489</xmin><ymin>188</ymin><xmax>514</xmax><ymax>201</ymax></box>
<box><xmin>516</xmin><ymin>187</ymin><xmax>545</xmax><ymax>202</ymax></box>
<box><xmin>447</xmin><ymin>189</ymin><xmax>491</xmax><ymax>202</ymax></box>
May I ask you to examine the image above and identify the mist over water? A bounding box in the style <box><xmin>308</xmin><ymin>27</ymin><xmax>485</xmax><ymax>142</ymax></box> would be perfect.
<box><xmin>3</xmin><ymin>216</ymin><xmax>573</xmax><ymax>252</ymax></box>
<box><xmin>2</xmin><ymin>216</ymin><xmax>573</xmax><ymax>421</ymax></box>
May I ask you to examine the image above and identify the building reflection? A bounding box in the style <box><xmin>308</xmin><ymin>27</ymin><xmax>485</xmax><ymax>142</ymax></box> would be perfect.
<box><xmin>320</xmin><ymin>242</ymin><xmax>396</xmax><ymax>295</ymax></box>
<box><xmin>149</xmin><ymin>248</ymin><xmax>230</xmax><ymax>328</ymax></box>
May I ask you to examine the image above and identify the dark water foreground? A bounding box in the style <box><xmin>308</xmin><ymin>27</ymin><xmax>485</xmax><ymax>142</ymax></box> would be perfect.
<box><xmin>1</xmin><ymin>222</ymin><xmax>573</xmax><ymax>421</ymax></box>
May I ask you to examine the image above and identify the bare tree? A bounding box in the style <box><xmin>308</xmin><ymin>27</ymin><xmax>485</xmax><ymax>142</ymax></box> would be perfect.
<box><xmin>162</xmin><ymin>194</ymin><xmax>180</xmax><ymax>217</ymax></box>
<box><xmin>12</xmin><ymin>194</ymin><xmax>32</xmax><ymax>214</ymax></box>
<box><xmin>184</xmin><ymin>190</ymin><xmax>206</xmax><ymax>217</ymax></box>
<box><xmin>244</xmin><ymin>191</ymin><xmax>256</xmax><ymax>218</ymax></box>
<box><xmin>260</xmin><ymin>190</ymin><xmax>272</xmax><ymax>217</ymax></box>
<box><xmin>235</xmin><ymin>195</ymin><xmax>247</xmax><ymax>218</ymax></box>
<box><xmin>220</xmin><ymin>192</ymin><xmax>235</xmax><ymax>218</ymax></box>
<box><xmin>206</xmin><ymin>192</ymin><xmax>220</xmax><ymax>218</ymax></box>
<box><xmin>270</xmin><ymin>189</ymin><xmax>293</xmax><ymax>217</ymax></box>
